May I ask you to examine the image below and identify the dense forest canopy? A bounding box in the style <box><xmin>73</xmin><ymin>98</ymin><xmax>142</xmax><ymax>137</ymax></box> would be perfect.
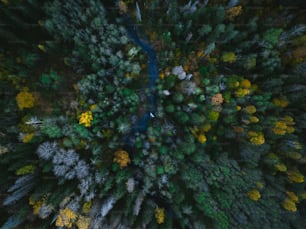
<box><xmin>0</xmin><ymin>0</ymin><xmax>305</xmax><ymax>228</ymax></box>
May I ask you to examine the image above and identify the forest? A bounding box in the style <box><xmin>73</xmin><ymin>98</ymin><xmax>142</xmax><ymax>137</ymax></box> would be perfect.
<box><xmin>0</xmin><ymin>0</ymin><xmax>306</xmax><ymax>228</ymax></box>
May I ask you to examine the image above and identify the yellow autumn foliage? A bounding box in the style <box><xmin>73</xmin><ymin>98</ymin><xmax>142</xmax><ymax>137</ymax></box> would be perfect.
<box><xmin>247</xmin><ymin>189</ymin><xmax>261</xmax><ymax>201</ymax></box>
<box><xmin>113</xmin><ymin>150</ymin><xmax>131</xmax><ymax>168</ymax></box>
<box><xmin>155</xmin><ymin>207</ymin><xmax>165</xmax><ymax>224</ymax></box>
<box><xmin>16</xmin><ymin>88</ymin><xmax>35</xmax><ymax>110</ymax></box>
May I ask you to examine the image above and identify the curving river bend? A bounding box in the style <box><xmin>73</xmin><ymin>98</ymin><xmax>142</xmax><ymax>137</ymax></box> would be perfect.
<box><xmin>122</xmin><ymin>14</ymin><xmax>159</xmax><ymax>149</ymax></box>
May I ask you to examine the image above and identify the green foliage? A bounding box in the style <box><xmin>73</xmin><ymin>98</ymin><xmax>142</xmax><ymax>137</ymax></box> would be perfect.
<box><xmin>40</xmin><ymin>70</ymin><xmax>61</xmax><ymax>90</ymax></box>
<box><xmin>263</xmin><ymin>28</ymin><xmax>283</xmax><ymax>46</ymax></box>
<box><xmin>1</xmin><ymin>0</ymin><xmax>306</xmax><ymax>228</ymax></box>
<box><xmin>41</xmin><ymin>122</ymin><xmax>62</xmax><ymax>138</ymax></box>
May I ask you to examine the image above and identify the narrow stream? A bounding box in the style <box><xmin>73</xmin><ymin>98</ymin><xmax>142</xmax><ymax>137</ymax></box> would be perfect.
<box><xmin>121</xmin><ymin>14</ymin><xmax>179</xmax><ymax>223</ymax></box>
<box><xmin>122</xmin><ymin>14</ymin><xmax>159</xmax><ymax>148</ymax></box>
